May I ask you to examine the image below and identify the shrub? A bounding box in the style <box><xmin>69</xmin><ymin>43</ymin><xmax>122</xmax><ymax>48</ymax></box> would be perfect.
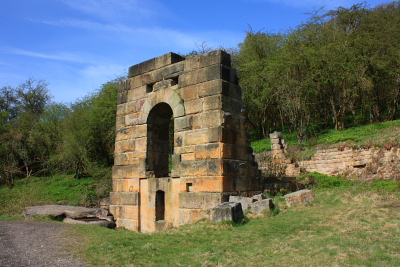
<box><xmin>371</xmin><ymin>179</ymin><xmax>399</xmax><ymax>192</ymax></box>
<box><xmin>297</xmin><ymin>172</ymin><xmax>354</xmax><ymax>189</ymax></box>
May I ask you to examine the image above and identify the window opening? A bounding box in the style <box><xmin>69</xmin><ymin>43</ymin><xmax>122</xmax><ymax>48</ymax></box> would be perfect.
<box><xmin>155</xmin><ymin>190</ymin><xmax>165</xmax><ymax>221</ymax></box>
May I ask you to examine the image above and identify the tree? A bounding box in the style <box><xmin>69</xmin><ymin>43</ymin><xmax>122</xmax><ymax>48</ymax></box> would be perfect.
<box><xmin>237</xmin><ymin>29</ymin><xmax>285</xmax><ymax>139</ymax></box>
<box><xmin>0</xmin><ymin>78</ymin><xmax>52</xmax><ymax>186</ymax></box>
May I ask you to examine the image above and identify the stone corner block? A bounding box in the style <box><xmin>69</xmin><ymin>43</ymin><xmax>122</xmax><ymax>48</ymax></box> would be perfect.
<box><xmin>249</xmin><ymin>199</ymin><xmax>274</xmax><ymax>213</ymax></box>
<box><xmin>283</xmin><ymin>189</ymin><xmax>315</xmax><ymax>207</ymax></box>
<box><xmin>210</xmin><ymin>202</ymin><xmax>244</xmax><ymax>223</ymax></box>
<box><xmin>110</xmin><ymin>191</ymin><xmax>139</xmax><ymax>206</ymax></box>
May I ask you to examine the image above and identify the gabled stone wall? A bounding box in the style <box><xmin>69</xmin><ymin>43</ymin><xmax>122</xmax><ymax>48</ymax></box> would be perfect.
<box><xmin>110</xmin><ymin>50</ymin><xmax>262</xmax><ymax>232</ymax></box>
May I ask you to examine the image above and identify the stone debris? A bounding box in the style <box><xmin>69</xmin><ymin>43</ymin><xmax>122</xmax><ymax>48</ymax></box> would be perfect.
<box><xmin>229</xmin><ymin>196</ymin><xmax>255</xmax><ymax>210</ymax></box>
<box><xmin>210</xmin><ymin>202</ymin><xmax>244</xmax><ymax>223</ymax></box>
<box><xmin>23</xmin><ymin>205</ymin><xmax>114</xmax><ymax>228</ymax></box>
<box><xmin>249</xmin><ymin>199</ymin><xmax>274</xmax><ymax>213</ymax></box>
<box><xmin>62</xmin><ymin>217</ymin><xmax>116</xmax><ymax>229</ymax></box>
<box><xmin>229</xmin><ymin>194</ymin><xmax>274</xmax><ymax>213</ymax></box>
<box><xmin>284</xmin><ymin>189</ymin><xmax>315</xmax><ymax>207</ymax></box>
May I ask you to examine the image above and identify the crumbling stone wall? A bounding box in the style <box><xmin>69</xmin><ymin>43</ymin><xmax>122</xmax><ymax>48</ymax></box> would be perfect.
<box><xmin>110</xmin><ymin>50</ymin><xmax>261</xmax><ymax>232</ymax></box>
<box><xmin>299</xmin><ymin>147</ymin><xmax>400</xmax><ymax>180</ymax></box>
<box><xmin>264</xmin><ymin>132</ymin><xmax>400</xmax><ymax>181</ymax></box>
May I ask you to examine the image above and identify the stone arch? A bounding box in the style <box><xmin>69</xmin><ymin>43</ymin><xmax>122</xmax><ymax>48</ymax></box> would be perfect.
<box><xmin>139</xmin><ymin>85</ymin><xmax>185</xmax><ymax>124</ymax></box>
<box><xmin>146</xmin><ymin>102</ymin><xmax>174</xmax><ymax>178</ymax></box>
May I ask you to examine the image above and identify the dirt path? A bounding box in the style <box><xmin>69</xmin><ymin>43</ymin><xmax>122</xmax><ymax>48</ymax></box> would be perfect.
<box><xmin>0</xmin><ymin>221</ymin><xmax>87</xmax><ymax>267</ymax></box>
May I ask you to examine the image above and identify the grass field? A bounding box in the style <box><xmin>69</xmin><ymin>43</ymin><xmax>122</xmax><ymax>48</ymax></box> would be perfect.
<box><xmin>68</xmin><ymin>186</ymin><xmax>400</xmax><ymax>266</ymax></box>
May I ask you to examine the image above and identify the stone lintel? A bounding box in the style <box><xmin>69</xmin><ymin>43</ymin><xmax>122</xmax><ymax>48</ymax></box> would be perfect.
<box><xmin>128</xmin><ymin>52</ymin><xmax>184</xmax><ymax>78</ymax></box>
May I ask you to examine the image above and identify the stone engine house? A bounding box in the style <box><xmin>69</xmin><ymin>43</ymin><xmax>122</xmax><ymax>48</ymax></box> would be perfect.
<box><xmin>110</xmin><ymin>50</ymin><xmax>261</xmax><ymax>232</ymax></box>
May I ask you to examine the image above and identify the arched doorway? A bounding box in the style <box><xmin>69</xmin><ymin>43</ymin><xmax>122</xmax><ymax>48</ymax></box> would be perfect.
<box><xmin>146</xmin><ymin>102</ymin><xmax>174</xmax><ymax>178</ymax></box>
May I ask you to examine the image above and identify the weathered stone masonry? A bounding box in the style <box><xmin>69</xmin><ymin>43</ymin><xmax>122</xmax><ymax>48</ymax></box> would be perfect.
<box><xmin>264</xmin><ymin>132</ymin><xmax>400</xmax><ymax>181</ymax></box>
<box><xmin>110</xmin><ymin>50</ymin><xmax>261</xmax><ymax>232</ymax></box>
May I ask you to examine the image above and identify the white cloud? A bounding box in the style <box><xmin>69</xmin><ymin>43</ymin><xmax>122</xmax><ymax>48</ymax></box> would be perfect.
<box><xmin>33</xmin><ymin>17</ymin><xmax>241</xmax><ymax>53</ymax></box>
<box><xmin>57</xmin><ymin>0</ymin><xmax>162</xmax><ymax>22</ymax></box>
<box><xmin>80</xmin><ymin>64</ymin><xmax>126</xmax><ymax>83</ymax></box>
<box><xmin>5</xmin><ymin>47</ymin><xmax>107</xmax><ymax>65</ymax></box>
<box><xmin>38</xmin><ymin>18</ymin><xmax>133</xmax><ymax>33</ymax></box>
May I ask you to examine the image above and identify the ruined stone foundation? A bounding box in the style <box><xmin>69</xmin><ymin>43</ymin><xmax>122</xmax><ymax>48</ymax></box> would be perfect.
<box><xmin>110</xmin><ymin>50</ymin><xmax>261</xmax><ymax>232</ymax></box>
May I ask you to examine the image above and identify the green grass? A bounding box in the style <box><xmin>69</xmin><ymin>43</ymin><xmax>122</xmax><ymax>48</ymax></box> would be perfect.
<box><xmin>67</xmin><ymin>186</ymin><xmax>400</xmax><ymax>267</ymax></box>
<box><xmin>296</xmin><ymin>172</ymin><xmax>400</xmax><ymax>192</ymax></box>
<box><xmin>0</xmin><ymin>173</ymin><xmax>111</xmax><ymax>215</ymax></box>
<box><xmin>251</xmin><ymin>119</ymin><xmax>400</xmax><ymax>153</ymax></box>
<box><xmin>251</xmin><ymin>138</ymin><xmax>271</xmax><ymax>153</ymax></box>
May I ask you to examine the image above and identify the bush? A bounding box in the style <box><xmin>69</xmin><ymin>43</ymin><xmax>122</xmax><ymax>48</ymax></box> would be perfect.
<box><xmin>371</xmin><ymin>179</ymin><xmax>400</xmax><ymax>192</ymax></box>
<box><xmin>297</xmin><ymin>172</ymin><xmax>355</xmax><ymax>189</ymax></box>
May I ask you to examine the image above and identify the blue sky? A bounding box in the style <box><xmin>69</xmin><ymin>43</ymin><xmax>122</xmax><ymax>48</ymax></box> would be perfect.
<box><xmin>0</xmin><ymin>0</ymin><xmax>385</xmax><ymax>103</ymax></box>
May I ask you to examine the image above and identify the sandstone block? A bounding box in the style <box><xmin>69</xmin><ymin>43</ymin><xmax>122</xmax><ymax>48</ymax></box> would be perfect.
<box><xmin>115</xmin><ymin>127</ymin><xmax>134</xmax><ymax>141</ymax></box>
<box><xmin>127</xmin><ymin>86</ymin><xmax>146</xmax><ymax>101</ymax></box>
<box><xmin>249</xmin><ymin>199</ymin><xmax>274</xmax><ymax>213</ymax></box>
<box><xmin>198</xmin><ymin>80</ymin><xmax>227</xmax><ymax>97</ymax></box>
<box><xmin>175</xmin><ymin>116</ymin><xmax>193</xmax><ymax>132</ymax></box>
<box><xmin>115</xmin><ymin>140</ymin><xmax>135</xmax><ymax>154</ymax></box>
<box><xmin>179</xmin><ymin>192</ymin><xmax>222</xmax><ymax>209</ymax></box>
<box><xmin>284</xmin><ymin>189</ymin><xmax>315</xmax><ymax>207</ymax></box>
<box><xmin>181</xmin><ymin>153</ymin><xmax>195</xmax><ymax>161</ymax></box>
<box><xmin>116</xmin><ymin>103</ymin><xmax>127</xmax><ymax>117</ymax></box>
<box><xmin>179</xmin><ymin>64</ymin><xmax>231</xmax><ymax>88</ymax></box>
<box><xmin>118</xmin><ymin>91</ymin><xmax>128</xmax><ymax>104</ymax></box>
<box><xmin>110</xmin><ymin>192</ymin><xmax>139</xmax><ymax>206</ymax></box>
<box><xmin>123</xmin><ymin>178</ymin><xmax>140</xmax><ymax>192</ymax></box>
<box><xmin>203</xmin><ymin>95</ymin><xmax>222</xmax><ymax>111</ymax></box>
<box><xmin>141</xmin><ymin>62</ymin><xmax>184</xmax><ymax>85</ymax></box>
<box><xmin>185</xmin><ymin>98</ymin><xmax>204</xmax><ymax>114</ymax></box>
<box><xmin>128</xmin><ymin>52</ymin><xmax>184</xmax><ymax>78</ymax></box>
<box><xmin>115</xmin><ymin>218</ymin><xmax>139</xmax><ymax>231</ymax></box>
<box><xmin>118</xmin><ymin>79</ymin><xmax>131</xmax><ymax>92</ymax></box>
<box><xmin>183</xmin><ymin>130</ymin><xmax>208</xmax><ymax>146</ymax></box>
<box><xmin>252</xmin><ymin>193</ymin><xmax>267</xmax><ymax>202</ymax></box>
<box><xmin>112</xmin><ymin>179</ymin><xmax>123</xmax><ymax>191</ymax></box>
<box><xmin>195</xmin><ymin>143</ymin><xmax>221</xmax><ymax>160</ymax></box>
<box><xmin>116</xmin><ymin>116</ymin><xmax>125</xmax><ymax>129</ymax></box>
<box><xmin>179</xmin><ymin>209</ymin><xmax>210</xmax><ymax>225</ymax></box>
<box><xmin>179</xmin><ymin>85</ymin><xmax>197</xmax><ymax>102</ymax></box>
<box><xmin>24</xmin><ymin>205</ymin><xmax>107</xmax><ymax>220</ymax></box>
<box><xmin>270</xmin><ymin>131</ymin><xmax>283</xmax><ymax>139</ymax></box>
<box><xmin>229</xmin><ymin>196</ymin><xmax>254</xmax><ymax>210</ymax></box>
<box><xmin>200</xmin><ymin>110</ymin><xmax>223</xmax><ymax>128</ymax></box>
<box><xmin>210</xmin><ymin>202</ymin><xmax>244</xmax><ymax>223</ymax></box>
<box><xmin>184</xmin><ymin>50</ymin><xmax>231</xmax><ymax>71</ymax></box>
<box><xmin>180</xmin><ymin>176</ymin><xmax>224</xmax><ymax>192</ymax></box>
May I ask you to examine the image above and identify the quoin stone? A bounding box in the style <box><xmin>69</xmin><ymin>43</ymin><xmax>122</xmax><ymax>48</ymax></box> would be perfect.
<box><xmin>110</xmin><ymin>50</ymin><xmax>262</xmax><ymax>232</ymax></box>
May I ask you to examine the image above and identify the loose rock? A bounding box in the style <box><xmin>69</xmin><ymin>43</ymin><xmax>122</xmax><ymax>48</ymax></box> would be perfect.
<box><xmin>284</xmin><ymin>189</ymin><xmax>315</xmax><ymax>207</ymax></box>
<box><xmin>210</xmin><ymin>202</ymin><xmax>244</xmax><ymax>223</ymax></box>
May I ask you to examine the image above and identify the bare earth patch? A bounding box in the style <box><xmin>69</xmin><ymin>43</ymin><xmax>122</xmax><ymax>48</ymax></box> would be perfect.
<box><xmin>0</xmin><ymin>221</ymin><xmax>86</xmax><ymax>267</ymax></box>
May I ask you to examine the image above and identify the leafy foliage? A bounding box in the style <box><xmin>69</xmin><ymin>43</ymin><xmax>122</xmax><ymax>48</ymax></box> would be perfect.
<box><xmin>237</xmin><ymin>2</ymin><xmax>400</xmax><ymax>143</ymax></box>
<box><xmin>0</xmin><ymin>76</ymin><xmax>122</xmax><ymax>186</ymax></box>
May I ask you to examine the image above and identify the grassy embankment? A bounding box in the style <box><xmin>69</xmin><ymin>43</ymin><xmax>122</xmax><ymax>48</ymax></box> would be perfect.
<box><xmin>252</xmin><ymin>119</ymin><xmax>400</xmax><ymax>161</ymax></box>
<box><xmin>0</xmin><ymin>173</ymin><xmax>111</xmax><ymax>219</ymax></box>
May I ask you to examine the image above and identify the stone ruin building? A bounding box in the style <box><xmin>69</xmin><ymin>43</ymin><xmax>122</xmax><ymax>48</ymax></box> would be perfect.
<box><xmin>110</xmin><ymin>50</ymin><xmax>262</xmax><ymax>232</ymax></box>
